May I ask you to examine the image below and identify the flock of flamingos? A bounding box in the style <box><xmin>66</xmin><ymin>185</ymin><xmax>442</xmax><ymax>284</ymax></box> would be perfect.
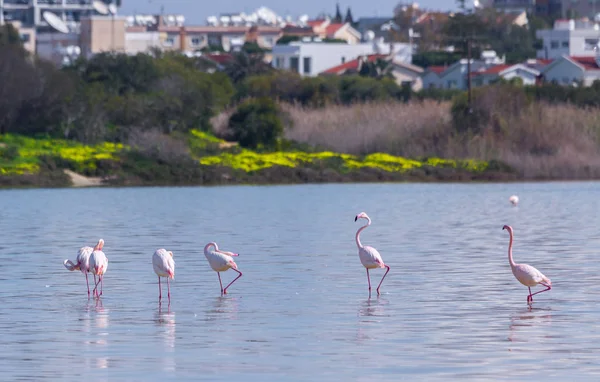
<box><xmin>63</xmin><ymin>194</ymin><xmax>551</xmax><ymax>305</ymax></box>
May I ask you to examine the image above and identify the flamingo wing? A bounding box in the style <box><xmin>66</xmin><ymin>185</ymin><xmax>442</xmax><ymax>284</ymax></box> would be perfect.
<box><xmin>153</xmin><ymin>249</ymin><xmax>175</xmax><ymax>278</ymax></box>
<box><xmin>360</xmin><ymin>246</ymin><xmax>385</xmax><ymax>268</ymax></box>
<box><xmin>513</xmin><ymin>263</ymin><xmax>550</xmax><ymax>287</ymax></box>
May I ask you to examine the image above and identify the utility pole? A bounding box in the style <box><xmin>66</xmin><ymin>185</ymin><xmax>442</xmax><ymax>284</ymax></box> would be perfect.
<box><xmin>466</xmin><ymin>36</ymin><xmax>472</xmax><ymax>113</ymax></box>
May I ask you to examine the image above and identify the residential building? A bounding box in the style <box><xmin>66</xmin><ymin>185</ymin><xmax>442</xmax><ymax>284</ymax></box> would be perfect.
<box><xmin>540</xmin><ymin>55</ymin><xmax>600</xmax><ymax>85</ymax></box>
<box><xmin>421</xmin><ymin>51</ymin><xmax>506</xmax><ymax>89</ymax></box>
<box><xmin>489</xmin><ymin>0</ymin><xmax>536</xmax><ymax>13</ymax></box>
<box><xmin>0</xmin><ymin>0</ymin><xmax>117</xmax><ymax>28</ymax></box>
<box><xmin>470</xmin><ymin>61</ymin><xmax>549</xmax><ymax>86</ymax></box>
<box><xmin>536</xmin><ymin>19</ymin><xmax>600</xmax><ymax>59</ymax></box>
<box><xmin>320</xmin><ymin>54</ymin><xmax>424</xmax><ymax>90</ymax></box>
<box><xmin>125</xmin><ymin>15</ymin><xmax>282</xmax><ymax>54</ymax></box>
<box><xmin>560</xmin><ymin>0</ymin><xmax>600</xmax><ymax>19</ymax></box>
<box><xmin>355</xmin><ymin>17</ymin><xmax>396</xmax><ymax>42</ymax></box>
<box><xmin>306</xmin><ymin>18</ymin><xmax>361</xmax><ymax>44</ymax></box>
<box><xmin>79</xmin><ymin>15</ymin><xmax>126</xmax><ymax>57</ymax></box>
<box><xmin>271</xmin><ymin>41</ymin><xmax>413</xmax><ymax>77</ymax></box>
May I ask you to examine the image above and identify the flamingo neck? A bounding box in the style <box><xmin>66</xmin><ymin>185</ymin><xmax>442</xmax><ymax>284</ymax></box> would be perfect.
<box><xmin>508</xmin><ymin>230</ymin><xmax>516</xmax><ymax>268</ymax></box>
<box><xmin>204</xmin><ymin>242</ymin><xmax>218</xmax><ymax>255</ymax></box>
<box><xmin>355</xmin><ymin>218</ymin><xmax>371</xmax><ymax>249</ymax></box>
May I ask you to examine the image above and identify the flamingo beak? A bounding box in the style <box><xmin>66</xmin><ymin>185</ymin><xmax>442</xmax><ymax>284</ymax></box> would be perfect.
<box><xmin>354</xmin><ymin>216</ymin><xmax>358</xmax><ymax>222</ymax></box>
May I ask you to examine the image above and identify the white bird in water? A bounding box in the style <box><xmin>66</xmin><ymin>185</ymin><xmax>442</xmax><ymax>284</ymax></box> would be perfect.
<box><xmin>204</xmin><ymin>242</ymin><xmax>243</xmax><ymax>294</ymax></box>
<box><xmin>89</xmin><ymin>239</ymin><xmax>108</xmax><ymax>298</ymax></box>
<box><xmin>355</xmin><ymin>212</ymin><xmax>390</xmax><ymax>296</ymax></box>
<box><xmin>503</xmin><ymin>225</ymin><xmax>552</xmax><ymax>304</ymax></box>
<box><xmin>153</xmin><ymin>248</ymin><xmax>175</xmax><ymax>302</ymax></box>
<box><xmin>509</xmin><ymin>195</ymin><xmax>519</xmax><ymax>206</ymax></box>
<box><xmin>64</xmin><ymin>241</ymin><xmax>99</xmax><ymax>296</ymax></box>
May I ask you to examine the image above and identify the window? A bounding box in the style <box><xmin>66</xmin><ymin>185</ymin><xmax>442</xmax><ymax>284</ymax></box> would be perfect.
<box><xmin>562</xmin><ymin>41</ymin><xmax>569</xmax><ymax>48</ymax></box>
<box><xmin>191</xmin><ymin>36</ymin><xmax>205</xmax><ymax>46</ymax></box>
<box><xmin>341</xmin><ymin>57</ymin><xmax>346</xmax><ymax>64</ymax></box>
<box><xmin>585</xmin><ymin>38</ymin><xmax>599</xmax><ymax>50</ymax></box>
<box><xmin>290</xmin><ymin>57</ymin><xmax>299</xmax><ymax>72</ymax></box>
<box><xmin>164</xmin><ymin>37</ymin><xmax>174</xmax><ymax>46</ymax></box>
<box><xmin>550</xmin><ymin>40</ymin><xmax>559</xmax><ymax>49</ymax></box>
<box><xmin>303</xmin><ymin>57</ymin><xmax>312</xmax><ymax>74</ymax></box>
<box><xmin>264</xmin><ymin>37</ymin><xmax>274</xmax><ymax>45</ymax></box>
<box><xmin>20</xmin><ymin>33</ymin><xmax>30</xmax><ymax>43</ymax></box>
<box><xmin>275</xmin><ymin>56</ymin><xmax>284</xmax><ymax>68</ymax></box>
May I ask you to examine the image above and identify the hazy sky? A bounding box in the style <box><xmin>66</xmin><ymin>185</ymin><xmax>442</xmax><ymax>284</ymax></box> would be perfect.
<box><xmin>118</xmin><ymin>0</ymin><xmax>457</xmax><ymax>25</ymax></box>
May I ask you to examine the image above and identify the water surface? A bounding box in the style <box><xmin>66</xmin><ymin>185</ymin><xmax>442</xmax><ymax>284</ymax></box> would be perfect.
<box><xmin>0</xmin><ymin>182</ymin><xmax>599</xmax><ymax>380</ymax></box>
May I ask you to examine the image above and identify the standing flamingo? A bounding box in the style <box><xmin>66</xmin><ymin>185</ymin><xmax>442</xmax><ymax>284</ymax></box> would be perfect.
<box><xmin>204</xmin><ymin>242</ymin><xmax>242</xmax><ymax>294</ymax></box>
<box><xmin>509</xmin><ymin>195</ymin><xmax>519</xmax><ymax>206</ymax></box>
<box><xmin>89</xmin><ymin>239</ymin><xmax>108</xmax><ymax>297</ymax></box>
<box><xmin>503</xmin><ymin>225</ymin><xmax>551</xmax><ymax>304</ymax></box>
<box><xmin>153</xmin><ymin>249</ymin><xmax>175</xmax><ymax>302</ymax></box>
<box><xmin>355</xmin><ymin>212</ymin><xmax>390</xmax><ymax>296</ymax></box>
<box><xmin>63</xmin><ymin>242</ymin><xmax>97</xmax><ymax>296</ymax></box>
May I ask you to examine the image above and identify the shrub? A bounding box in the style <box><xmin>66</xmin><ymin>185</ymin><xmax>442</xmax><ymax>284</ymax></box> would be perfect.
<box><xmin>451</xmin><ymin>84</ymin><xmax>531</xmax><ymax>134</ymax></box>
<box><xmin>228</xmin><ymin>98</ymin><xmax>286</xmax><ymax>149</ymax></box>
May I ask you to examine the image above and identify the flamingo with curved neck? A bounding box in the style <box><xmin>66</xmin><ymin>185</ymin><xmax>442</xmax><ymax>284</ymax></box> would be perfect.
<box><xmin>503</xmin><ymin>225</ymin><xmax>552</xmax><ymax>304</ymax></box>
<box><xmin>204</xmin><ymin>242</ymin><xmax>243</xmax><ymax>294</ymax></box>
<box><xmin>355</xmin><ymin>212</ymin><xmax>390</xmax><ymax>296</ymax></box>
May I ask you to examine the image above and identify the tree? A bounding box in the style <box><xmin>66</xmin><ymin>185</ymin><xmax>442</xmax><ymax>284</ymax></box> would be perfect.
<box><xmin>228</xmin><ymin>98</ymin><xmax>285</xmax><ymax>149</ymax></box>
<box><xmin>334</xmin><ymin>3</ymin><xmax>343</xmax><ymax>23</ymax></box>
<box><xmin>0</xmin><ymin>24</ymin><xmax>22</xmax><ymax>48</ymax></box>
<box><xmin>344</xmin><ymin>7</ymin><xmax>354</xmax><ymax>24</ymax></box>
<box><xmin>456</xmin><ymin>0</ymin><xmax>467</xmax><ymax>13</ymax></box>
<box><xmin>223</xmin><ymin>52</ymin><xmax>273</xmax><ymax>84</ymax></box>
<box><xmin>358</xmin><ymin>58</ymin><xmax>394</xmax><ymax>80</ymax></box>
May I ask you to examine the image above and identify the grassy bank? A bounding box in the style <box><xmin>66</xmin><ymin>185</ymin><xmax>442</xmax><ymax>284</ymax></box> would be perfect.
<box><xmin>0</xmin><ymin>127</ymin><xmax>506</xmax><ymax>188</ymax></box>
<box><xmin>6</xmin><ymin>94</ymin><xmax>599</xmax><ymax>188</ymax></box>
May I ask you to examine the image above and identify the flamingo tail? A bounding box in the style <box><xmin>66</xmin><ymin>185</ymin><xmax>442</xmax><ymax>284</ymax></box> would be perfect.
<box><xmin>64</xmin><ymin>259</ymin><xmax>79</xmax><ymax>271</ymax></box>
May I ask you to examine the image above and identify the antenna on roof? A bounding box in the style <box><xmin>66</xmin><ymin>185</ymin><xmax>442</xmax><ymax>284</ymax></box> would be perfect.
<box><xmin>43</xmin><ymin>11</ymin><xmax>69</xmax><ymax>33</ymax></box>
<box><xmin>92</xmin><ymin>0</ymin><xmax>109</xmax><ymax>15</ymax></box>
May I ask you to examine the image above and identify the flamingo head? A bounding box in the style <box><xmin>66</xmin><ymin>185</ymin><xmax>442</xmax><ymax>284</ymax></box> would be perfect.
<box><xmin>502</xmin><ymin>225</ymin><xmax>513</xmax><ymax>232</ymax></box>
<box><xmin>219</xmin><ymin>250</ymin><xmax>239</xmax><ymax>257</ymax></box>
<box><xmin>94</xmin><ymin>239</ymin><xmax>104</xmax><ymax>251</ymax></box>
<box><xmin>355</xmin><ymin>212</ymin><xmax>369</xmax><ymax>222</ymax></box>
<box><xmin>509</xmin><ymin>195</ymin><xmax>519</xmax><ymax>205</ymax></box>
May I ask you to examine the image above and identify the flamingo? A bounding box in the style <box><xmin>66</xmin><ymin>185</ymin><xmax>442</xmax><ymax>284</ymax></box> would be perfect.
<box><xmin>89</xmin><ymin>239</ymin><xmax>108</xmax><ymax>298</ymax></box>
<box><xmin>63</xmin><ymin>242</ymin><xmax>97</xmax><ymax>296</ymax></box>
<box><xmin>355</xmin><ymin>212</ymin><xmax>390</xmax><ymax>296</ymax></box>
<box><xmin>503</xmin><ymin>225</ymin><xmax>552</xmax><ymax>304</ymax></box>
<box><xmin>153</xmin><ymin>249</ymin><xmax>175</xmax><ymax>302</ymax></box>
<box><xmin>509</xmin><ymin>195</ymin><xmax>519</xmax><ymax>206</ymax></box>
<box><xmin>204</xmin><ymin>242</ymin><xmax>242</xmax><ymax>294</ymax></box>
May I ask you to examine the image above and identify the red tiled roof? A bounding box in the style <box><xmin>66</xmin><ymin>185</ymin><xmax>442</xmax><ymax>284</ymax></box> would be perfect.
<box><xmin>321</xmin><ymin>54</ymin><xmax>388</xmax><ymax>75</ymax></box>
<box><xmin>570</xmin><ymin>56</ymin><xmax>600</xmax><ymax>70</ymax></box>
<box><xmin>427</xmin><ymin>66</ymin><xmax>446</xmax><ymax>74</ymax></box>
<box><xmin>325</xmin><ymin>23</ymin><xmax>344</xmax><ymax>36</ymax></box>
<box><xmin>204</xmin><ymin>53</ymin><xmax>234</xmax><ymax>64</ymax></box>
<box><xmin>472</xmin><ymin>64</ymin><xmax>512</xmax><ymax>76</ymax></box>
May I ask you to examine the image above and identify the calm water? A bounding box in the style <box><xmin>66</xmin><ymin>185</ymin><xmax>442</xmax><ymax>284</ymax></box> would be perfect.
<box><xmin>1</xmin><ymin>182</ymin><xmax>600</xmax><ymax>381</ymax></box>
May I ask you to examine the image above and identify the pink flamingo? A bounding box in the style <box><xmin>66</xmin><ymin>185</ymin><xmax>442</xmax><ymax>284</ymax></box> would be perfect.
<box><xmin>153</xmin><ymin>249</ymin><xmax>175</xmax><ymax>302</ymax></box>
<box><xmin>204</xmin><ymin>242</ymin><xmax>242</xmax><ymax>294</ymax></box>
<box><xmin>355</xmin><ymin>212</ymin><xmax>390</xmax><ymax>296</ymax></box>
<box><xmin>63</xmin><ymin>242</ymin><xmax>96</xmax><ymax>296</ymax></box>
<box><xmin>89</xmin><ymin>239</ymin><xmax>108</xmax><ymax>297</ymax></box>
<box><xmin>503</xmin><ymin>225</ymin><xmax>552</xmax><ymax>304</ymax></box>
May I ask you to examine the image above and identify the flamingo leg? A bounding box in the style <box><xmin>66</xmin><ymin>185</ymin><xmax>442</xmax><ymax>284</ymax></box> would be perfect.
<box><xmin>217</xmin><ymin>272</ymin><xmax>224</xmax><ymax>294</ymax></box>
<box><xmin>100</xmin><ymin>276</ymin><xmax>103</xmax><ymax>296</ymax></box>
<box><xmin>167</xmin><ymin>277</ymin><xmax>171</xmax><ymax>302</ymax></box>
<box><xmin>376</xmin><ymin>265</ymin><xmax>390</xmax><ymax>296</ymax></box>
<box><xmin>158</xmin><ymin>276</ymin><xmax>162</xmax><ymax>300</ymax></box>
<box><xmin>85</xmin><ymin>272</ymin><xmax>90</xmax><ymax>296</ymax></box>
<box><xmin>529</xmin><ymin>283</ymin><xmax>552</xmax><ymax>302</ymax></box>
<box><xmin>223</xmin><ymin>269</ymin><xmax>243</xmax><ymax>294</ymax></box>
<box><xmin>93</xmin><ymin>276</ymin><xmax>101</xmax><ymax>297</ymax></box>
<box><xmin>366</xmin><ymin>268</ymin><xmax>372</xmax><ymax>295</ymax></box>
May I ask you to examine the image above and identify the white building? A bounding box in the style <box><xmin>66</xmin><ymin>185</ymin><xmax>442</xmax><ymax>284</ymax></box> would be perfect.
<box><xmin>271</xmin><ymin>41</ymin><xmax>412</xmax><ymax>77</ymax></box>
<box><xmin>0</xmin><ymin>0</ymin><xmax>117</xmax><ymax>28</ymax></box>
<box><xmin>421</xmin><ymin>51</ymin><xmax>506</xmax><ymax>90</ymax></box>
<box><xmin>536</xmin><ymin>19</ymin><xmax>600</xmax><ymax>60</ymax></box>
